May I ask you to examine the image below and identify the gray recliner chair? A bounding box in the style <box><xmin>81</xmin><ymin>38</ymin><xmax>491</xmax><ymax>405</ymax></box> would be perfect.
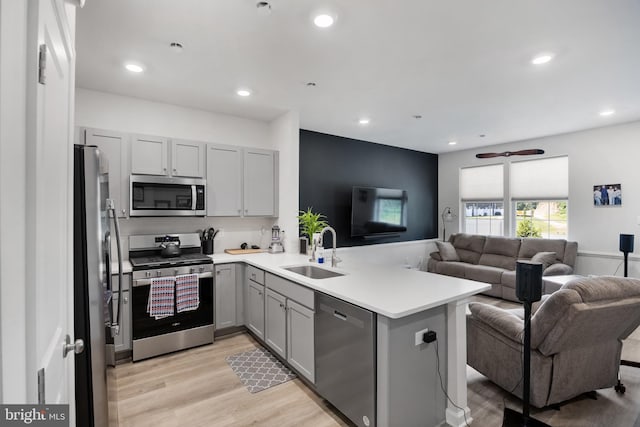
<box><xmin>466</xmin><ymin>275</ymin><xmax>640</xmax><ymax>408</ymax></box>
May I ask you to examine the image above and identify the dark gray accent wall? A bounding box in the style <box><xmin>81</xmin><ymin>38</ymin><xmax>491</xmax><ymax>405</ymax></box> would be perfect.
<box><xmin>299</xmin><ymin>130</ymin><xmax>438</xmax><ymax>247</ymax></box>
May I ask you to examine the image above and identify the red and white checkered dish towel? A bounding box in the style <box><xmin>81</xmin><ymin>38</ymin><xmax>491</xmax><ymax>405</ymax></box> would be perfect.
<box><xmin>176</xmin><ymin>273</ymin><xmax>199</xmax><ymax>313</ymax></box>
<box><xmin>147</xmin><ymin>276</ymin><xmax>175</xmax><ymax>319</ymax></box>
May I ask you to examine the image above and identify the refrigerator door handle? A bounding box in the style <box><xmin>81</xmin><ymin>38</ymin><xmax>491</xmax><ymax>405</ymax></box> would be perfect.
<box><xmin>107</xmin><ymin>199</ymin><xmax>123</xmax><ymax>337</ymax></box>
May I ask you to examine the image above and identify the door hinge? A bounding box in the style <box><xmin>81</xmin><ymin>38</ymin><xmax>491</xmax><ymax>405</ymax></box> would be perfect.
<box><xmin>38</xmin><ymin>44</ymin><xmax>47</xmax><ymax>85</ymax></box>
<box><xmin>37</xmin><ymin>368</ymin><xmax>45</xmax><ymax>404</ymax></box>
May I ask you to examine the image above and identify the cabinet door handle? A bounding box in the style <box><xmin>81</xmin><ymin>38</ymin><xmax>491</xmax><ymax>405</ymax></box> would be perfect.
<box><xmin>333</xmin><ymin>310</ymin><xmax>347</xmax><ymax>321</ymax></box>
<box><xmin>123</xmin><ymin>296</ymin><xmax>128</xmax><ymax>304</ymax></box>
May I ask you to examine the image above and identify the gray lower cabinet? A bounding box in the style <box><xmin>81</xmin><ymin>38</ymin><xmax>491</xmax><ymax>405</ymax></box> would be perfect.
<box><xmin>215</xmin><ymin>264</ymin><xmax>237</xmax><ymax>330</ymax></box>
<box><xmin>264</xmin><ymin>273</ymin><xmax>315</xmax><ymax>383</ymax></box>
<box><xmin>286</xmin><ymin>299</ymin><xmax>314</xmax><ymax>382</ymax></box>
<box><xmin>265</xmin><ymin>289</ymin><xmax>287</xmax><ymax>358</ymax></box>
<box><xmin>111</xmin><ymin>273</ymin><xmax>132</xmax><ymax>353</ymax></box>
<box><xmin>247</xmin><ymin>281</ymin><xmax>265</xmax><ymax>340</ymax></box>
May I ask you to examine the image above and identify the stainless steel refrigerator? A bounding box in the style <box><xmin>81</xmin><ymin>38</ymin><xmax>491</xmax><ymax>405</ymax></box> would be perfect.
<box><xmin>74</xmin><ymin>144</ymin><xmax>123</xmax><ymax>427</ymax></box>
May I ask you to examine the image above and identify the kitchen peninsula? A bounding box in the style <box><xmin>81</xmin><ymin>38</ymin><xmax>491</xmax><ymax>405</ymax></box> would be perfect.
<box><xmin>209</xmin><ymin>251</ymin><xmax>490</xmax><ymax>427</ymax></box>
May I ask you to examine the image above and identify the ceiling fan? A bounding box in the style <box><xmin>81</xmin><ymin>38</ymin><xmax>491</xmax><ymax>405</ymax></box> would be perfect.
<box><xmin>475</xmin><ymin>149</ymin><xmax>544</xmax><ymax>159</ymax></box>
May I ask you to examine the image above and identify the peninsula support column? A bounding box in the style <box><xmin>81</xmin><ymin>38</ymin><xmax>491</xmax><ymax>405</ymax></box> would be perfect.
<box><xmin>445</xmin><ymin>298</ymin><xmax>472</xmax><ymax>427</ymax></box>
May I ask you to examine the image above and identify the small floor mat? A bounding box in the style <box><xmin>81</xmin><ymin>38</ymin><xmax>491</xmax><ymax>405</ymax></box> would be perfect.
<box><xmin>226</xmin><ymin>346</ymin><xmax>297</xmax><ymax>393</ymax></box>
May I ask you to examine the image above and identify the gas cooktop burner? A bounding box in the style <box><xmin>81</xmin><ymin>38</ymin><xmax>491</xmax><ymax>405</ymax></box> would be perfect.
<box><xmin>129</xmin><ymin>253</ymin><xmax>213</xmax><ymax>270</ymax></box>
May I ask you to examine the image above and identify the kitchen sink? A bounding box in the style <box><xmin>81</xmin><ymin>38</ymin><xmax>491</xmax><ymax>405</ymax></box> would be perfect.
<box><xmin>282</xmin><ymin>265</ymin><xmax>345</xmax><ymax>279</ymax></box>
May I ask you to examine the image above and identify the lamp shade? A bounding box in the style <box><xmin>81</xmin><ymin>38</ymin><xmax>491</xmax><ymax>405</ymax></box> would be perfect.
<box><xmin>620</xmin><ymin>234</ymin><xmax>634</xmax><ymax>253</ymax></box>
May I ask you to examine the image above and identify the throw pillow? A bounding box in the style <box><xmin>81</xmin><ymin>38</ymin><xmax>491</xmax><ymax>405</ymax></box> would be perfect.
<box><xmin>435</xmin><ymin>241</ymin><xmax>460</xmax><ymax>262</ymax></box>
<box><xmin>530</xmin><ymin>251</ymin><xmax>557</xmax><ymax>270</ymax></box>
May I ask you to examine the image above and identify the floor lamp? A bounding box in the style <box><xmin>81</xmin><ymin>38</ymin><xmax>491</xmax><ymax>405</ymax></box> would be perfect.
<box><xmin>619</xmin><ymin>234</ymin><xmax>639</xmax><ymax>369</ymax></box>
<box><xmin>503</xmin><ymin>261</ymin><xmax>550</xmax><ymax>427</ymax></box>
<box><xmin>442</xmin><ymin>207</ymin><xmax>454</xmax><ymax>241</ymax></box>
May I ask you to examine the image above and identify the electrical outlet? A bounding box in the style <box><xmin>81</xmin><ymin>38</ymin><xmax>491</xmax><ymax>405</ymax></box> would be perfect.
<box><xmin>414</xmin><ymin>327</ymin><xmax>430</xmax><ymax>346</ymax></box>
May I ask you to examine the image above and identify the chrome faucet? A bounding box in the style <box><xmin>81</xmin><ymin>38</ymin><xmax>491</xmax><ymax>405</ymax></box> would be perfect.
<box><xmin>319</xmin><ymin>226</ymin><xmax>342</xmax><ymax>268</ymax></box>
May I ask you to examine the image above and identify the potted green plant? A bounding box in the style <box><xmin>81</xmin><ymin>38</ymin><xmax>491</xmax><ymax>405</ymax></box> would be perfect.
<box><xmin>297</xmin><ymin>208</ymin><xmax>328</xmax><ymax>252</ymax></box>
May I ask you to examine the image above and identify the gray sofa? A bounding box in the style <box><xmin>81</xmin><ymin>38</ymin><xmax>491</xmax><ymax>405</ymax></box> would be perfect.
<box><xmin>467</xmin><ymin>276</ymin><xmax>640</xmax><ymax>407</ymax></box>
<box><xmin>427</xmin><ymin>233</ymin><xmax>578</xmax><ymax>302</ymax></box>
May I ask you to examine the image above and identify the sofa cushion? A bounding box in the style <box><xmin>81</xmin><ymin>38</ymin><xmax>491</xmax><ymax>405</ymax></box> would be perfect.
<box><xmin>479</xmin><ymin>253</ymin><xmax>517</xmax><ymax>271</ymax></box>
<box><xmin>451</xmin><ymin>233</ymin><xmax>485</xmax><ymax>264</ymax></box>
<box><xmin>519</xmin><ymin>238</ymin><xmax>567</xmax><ymax>263</ymax></box>
<box><xmin>531</xmin><ymin>251</ymin><xmax>557</xmax><ymax>270</ymax></box>
<box><xmin>435</xmin><ymin>241</ymin><xmax>460</xmax><ymax>261</ymax></box>
<box><xmin>483</xmin><ymin>236</ymin><xmax>522</xmax><ymax>257</ymax></box>
<box><xmin>501</xmin><ymin>270</ymin><xmax>516</xmax><ymax>288</ymax></box>
<box><xmin>435</xmin><ymin>261</ymin><xmax>467</xmax><ymax>278</ymax></box>
<box><xmin>465</xmin><ymin>264</ymin><xmax>504</xmax><ymax>284</ymax></box>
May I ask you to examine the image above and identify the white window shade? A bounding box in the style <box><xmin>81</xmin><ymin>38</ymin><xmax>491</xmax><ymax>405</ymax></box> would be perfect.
<box><xmin>460</xmin><ymin>164</ymin><xmax>504</xmax><ymax>201</ymax></box>
<box><xmin>510</xmin><ymin>156</ymin><xmax>568</xmax><ymax>200</ymax></box>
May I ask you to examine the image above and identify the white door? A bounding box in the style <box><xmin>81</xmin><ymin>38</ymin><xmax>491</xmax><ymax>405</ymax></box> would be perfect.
<box><xmin>26</xmin><ymin>0</ymin><xmax>75</xmax><ymax>408</ymax></box>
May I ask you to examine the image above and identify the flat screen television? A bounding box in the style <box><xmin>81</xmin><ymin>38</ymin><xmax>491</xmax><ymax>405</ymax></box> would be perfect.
<box><xmin>351</xmin><ymin>186</ymin><xmax>408</xmax><ymax>237</ymax></box>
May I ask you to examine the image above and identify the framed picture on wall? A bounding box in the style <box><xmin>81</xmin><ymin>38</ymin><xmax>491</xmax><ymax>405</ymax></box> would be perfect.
<box><xmin>593</xmin><ymin>184</ymin><xmax>622</xmax><ymax>206</ymax></box>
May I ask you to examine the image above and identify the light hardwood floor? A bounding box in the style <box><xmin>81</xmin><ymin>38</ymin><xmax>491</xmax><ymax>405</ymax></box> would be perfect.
<box><xmin>110</xmin><ymin>333</ymin><xmax>351</xmax><ymax>427</ymax></box>
<box><xmin>111</xmin><ymin>321</ymin><xmax>640</xmax><ymax>427</ymax></box>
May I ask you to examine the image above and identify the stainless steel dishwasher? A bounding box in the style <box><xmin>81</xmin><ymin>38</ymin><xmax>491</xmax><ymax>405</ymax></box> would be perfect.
<box><xmin>315</xmin><ymin>292</ymin><xmax>376</xmax><ymax>427</ymax></box>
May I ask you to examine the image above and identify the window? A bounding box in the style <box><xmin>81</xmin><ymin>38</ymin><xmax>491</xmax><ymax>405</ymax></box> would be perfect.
<box><xmin>511</xmin><ymin>156</ymin><xmax>569</xmax><ymax>239</ymax></box>
<box><xmin>514</xmin><ymin>201</ymin><xmax>567</xmax><ymax>238</ymax></box>
<box><xmin>464</xmin><ymin>202</ymin><xmax>504</xmax><ymax>236</ymax></box>
<box><xmin>460</xmin><ymin>164</ymin><xmax>504</xmax><ymax>236</ymax></box>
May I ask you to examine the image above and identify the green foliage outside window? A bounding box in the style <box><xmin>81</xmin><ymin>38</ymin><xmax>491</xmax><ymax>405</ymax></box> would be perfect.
<box><xmin>516</xmin><ymin>219</ymin><xmax>542</xmax><ymax>238</ymax></box>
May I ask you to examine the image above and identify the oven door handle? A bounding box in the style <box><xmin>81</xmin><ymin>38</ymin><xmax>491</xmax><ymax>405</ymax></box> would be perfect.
<box><xmin>133</xmin><ymin>271</ymin><xmax>213</xmax><ymax>288</ymax></box>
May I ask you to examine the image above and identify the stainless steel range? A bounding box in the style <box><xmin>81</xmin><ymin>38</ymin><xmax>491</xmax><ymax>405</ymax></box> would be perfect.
<box><xmin>129</xmin><ymin>233</ymin><xmax>214</xmax><ymax>361</ymax></box>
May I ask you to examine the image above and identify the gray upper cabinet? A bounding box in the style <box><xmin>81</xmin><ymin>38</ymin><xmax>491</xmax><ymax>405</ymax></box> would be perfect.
<box><xmin>83</xmin><ymin>128</ymin><xmax>128</xmax><ymax>217</ymax></box>
<box><xmin>131</xmin><ymin>134</ymin><xmax>169</xmax><ymax>176</ymax></box>
<box><xmin>207</xmin><ymin>144</ymin><xmax>242</xmax><ymax>216</ymax></box>
<box><xmin>207</xmin><ymin>144</ymin><xmax>278</xmax><ymax>217</ymax></box>
<box><xmin>171</xmin><ymin>139</ymin><xmax>205</xmax><ymax>178</ymax></box>
<box><xmin>131</xmin><ymin>135</ymin><xmax>204</xmax><ymax>178</ymax></box>
<box><xmin>215</xmin><ymin>264</ymin><xmax>237</xmax><ymax>330</ymax></box>
<box><xmin>243</xmin><ymin>148</ymin><xmax>277</xmax><ymax>216</ymax></box>
<box><xmin>265</xmin><ymin>288</ymin><xmax>287</xmax><ymax>358</ymax></box>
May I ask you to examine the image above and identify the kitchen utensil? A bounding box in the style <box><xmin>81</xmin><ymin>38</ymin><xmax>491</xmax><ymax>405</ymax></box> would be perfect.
<box><xmin>160</xmin><ymin>236</ymin><xmax>181</xmax><ymax>257</ymax></box>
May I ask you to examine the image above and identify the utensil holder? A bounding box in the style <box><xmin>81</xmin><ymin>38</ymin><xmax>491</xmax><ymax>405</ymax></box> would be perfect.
<box><xmin>202</xmin><ymin>240</ymin><xmax>214</xmax><ymax>255</ymax></box>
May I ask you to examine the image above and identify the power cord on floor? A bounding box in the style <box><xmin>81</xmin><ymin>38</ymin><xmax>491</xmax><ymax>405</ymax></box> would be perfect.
<box><xmin>431</xmin><ymin>335</ymin><xmax>471</xmax><ymax>427</ymax></box>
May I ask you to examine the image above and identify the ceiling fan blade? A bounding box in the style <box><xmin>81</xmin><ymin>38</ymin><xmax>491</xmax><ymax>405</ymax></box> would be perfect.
<box><xmin>475</xmin><ymin>149</ymin><xmax>544</xmax><ymax>159</ymax></box>
<box><xmin>510</xmin><ymin>149</ymin><xmax>545</xmax><ymax>156</ymax></box>
<box><xmin>475</xmin><ymin>152</ymin><xmax>501</xmax><ymax>158</ymax></box>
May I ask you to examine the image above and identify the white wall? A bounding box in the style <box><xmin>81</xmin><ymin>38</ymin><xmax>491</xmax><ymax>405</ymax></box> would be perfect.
<box><xmin>439</xmin><ymin>120</ymin><xmax>640</xmax><ymax>277</ymax></box>
<box><xmin>75</xmin><ymin>88</ymin><xmax>297</xmax><ymax>253</ymax></box>
<box><xmin>270</xmin><ymin>110</ymin><xmax>300</xmax><ymax>253</ymax></box>
<box><xmin>0</xmin><ymin>0</ymin><xmax>28</xmax><ymax>403</ymax></box>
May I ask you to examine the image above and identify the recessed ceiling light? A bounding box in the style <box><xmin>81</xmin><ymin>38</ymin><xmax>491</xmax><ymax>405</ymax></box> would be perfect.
<box><xmin>124</xmin><ymin>63</ymin><xmax>144</xmax><ymax>73</ymax></box>
<box><xmin>236</xmin><ymin>89</ymin><xmax>251</xmax><ymax>97</ymax></box>
<box><xmin>314</xmin><ymin>14</ymin><xmax>335</xmax><ymax>28</ymax></box>
<box><xmin>448</xmin><ymin>141</ymin><xmax>457</xmax><ymax>146</ymax></box>
<box><xmin>599</xmin><ymin>109</ymin><xmax>615</xmax><ymax>117</ymax></box>
<box><xmin>531</xmin><ymin>54</ymin><xmax>554</xmax><ymax>65</ymax></box>
<box><xmin>358</xmin><ymin>118</ymin><xmax>370</xmax><ymax>125</ymax></box>
<box><xmin>170</xmin><ymin>42</ymin><xmax>183</xmax><ymax>53</ymax></box>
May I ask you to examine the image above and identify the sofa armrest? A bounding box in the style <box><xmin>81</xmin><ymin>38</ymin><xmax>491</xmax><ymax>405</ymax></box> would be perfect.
<box><xmin>429</xmin><ymin>251</ymin><xmax>442</xmax><ymax>261</ymax></box>
<box><xmin>468</xmin><ymin>303</ymin><xmax>524</xmax><ymax>343</ymax></box>
<box><xmin>543</xmin><ymin>263</ymin><xmax>573</xmax><ymax>276</ymax></box>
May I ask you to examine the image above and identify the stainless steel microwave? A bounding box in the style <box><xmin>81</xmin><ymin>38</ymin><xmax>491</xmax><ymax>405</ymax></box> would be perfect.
<box><xmin>130</xmin><ymin>175</ymin><xmax>206</xmax><ymax>217</ymax></box>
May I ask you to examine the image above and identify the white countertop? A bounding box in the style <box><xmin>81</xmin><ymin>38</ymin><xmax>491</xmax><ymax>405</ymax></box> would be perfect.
<box><xmin>112</xmin><ymin>260</ymin><xmax>132</xmax><ymax>274</ymax></box>
<box><xmin>209</xmin><ymin>252</ymin><xmax>490</xmax><ymax>319</ymax></box>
